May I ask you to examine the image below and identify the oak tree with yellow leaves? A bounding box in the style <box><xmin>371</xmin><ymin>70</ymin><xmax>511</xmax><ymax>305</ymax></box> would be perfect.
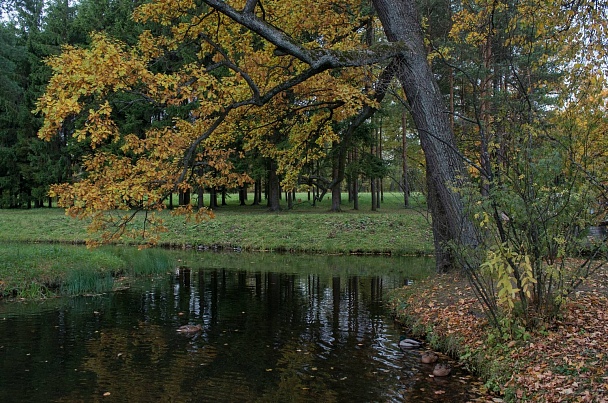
<box><xmin>36</xmin><ymin>0</ymin><xmax>477</xmax><ymax>271</ymax></box>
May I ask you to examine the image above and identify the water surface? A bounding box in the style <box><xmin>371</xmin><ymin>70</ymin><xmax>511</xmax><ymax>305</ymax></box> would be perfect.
<box><xmin>0</xmin><ymin>251</ymin><xmax>483</xmax><ymax>402</ymax></box>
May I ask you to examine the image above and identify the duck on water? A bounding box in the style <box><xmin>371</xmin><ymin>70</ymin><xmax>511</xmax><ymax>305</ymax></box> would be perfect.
<box><xmin>398</xmin><ymin>336</ymin><xmax>423</xmax><ymax>350</ymax></box>
<box><xmin>399</xmin><ymin>337</ymin><xmax>452</xmax><ymax>376</ymax></box>
<box><xmin>176</xmin><ymin>324</ymin><xmax>202</xmax><ymax>334</ymax></box>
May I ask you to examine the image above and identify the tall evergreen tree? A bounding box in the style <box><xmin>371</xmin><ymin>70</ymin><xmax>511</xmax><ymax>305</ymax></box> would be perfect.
<box><xmin>0</xmin><ymin>0</ymin><xmax>147</xmax><ymax>208</ymax></box>
<box><xmin>0</xmin><ymin>22</ymin><xmax>26</xmax><ymax>207</ymax></box>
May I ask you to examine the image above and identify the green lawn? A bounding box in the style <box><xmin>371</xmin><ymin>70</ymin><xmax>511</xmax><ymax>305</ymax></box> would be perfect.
<box><xmin>0</xmin><ymin>192</ymin><xmax>433</xmax><ymax>255</ymax></box>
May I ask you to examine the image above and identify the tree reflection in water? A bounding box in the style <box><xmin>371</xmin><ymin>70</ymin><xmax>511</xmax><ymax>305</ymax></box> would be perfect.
<box><xmin>0</xmin><ymin>252</ymin><xmax>483</xmax><ymax>402</ymax></box>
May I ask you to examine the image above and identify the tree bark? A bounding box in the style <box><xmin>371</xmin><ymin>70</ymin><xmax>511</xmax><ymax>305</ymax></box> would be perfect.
<box><xmin>209</xmin><ymin>187</ymin><xmax>218</xmax><ymax>208</ymax></box>
<box><xmin>402</xmin><ymin>109</ymin><xmax>410</xmax><ymax>207</ymax></box>
<box><xmin>377</xmin><ymin>122</ymin><xmax>383</xmax><ymax>204</ymax></box>
<box><xmin>267</xmin><ymin>160</ymin><xmax>281</xmax><ymax>211</ymax></box>
<box><xmin>198</xmin><ymin>187</ymin><xmax>204</xmax><ymax>209</ymax></box>
<box><xmin>287</xmin><ymin>190</ymin><xmax>293</xmax><ymax>209</ymax></box>
<box><xmin>371</xmin><ymin>177</ymin><xmax>377</xmax><ymax>211</ymax></box>
<box><xmin>353</xmin><ymin>147</ymin><xmax>359</xmax><ymax>210</ymax></box>
<box><xmin>330</xmin><ymin>141</ymin><xmax>345</xmax><ymax>212</ymax></box>
<box><xmin>179</xmin><ymin>189</ymin><xmax>191</xmax><ymax>206</ymax></box>
<box><xmin>239</xmin><ymin>185</ymin><xmax>247</xmax><ymax>205</ymax></box>
<box><xmin>479</xmin><ymin>28</ymin><xmax>493</xmax><ymax>197</ymax></box>
<box><xmin>252</xmin><ymin>179</ymin><xmax>261</xmax><ymax>205</ymax></box>
<box><xmin>221</xmin><ymin>188</ymin><xmax>227</xmax><ymax>205</ymax></box>
<box><xmin>373</xmin><ymin>0</ymin><xmax>478</xmax><ymax>271</ymax></box>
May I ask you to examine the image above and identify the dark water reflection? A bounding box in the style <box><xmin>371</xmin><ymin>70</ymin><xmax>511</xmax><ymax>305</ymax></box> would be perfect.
<box><xmin>0</xmin><ymin>251</ymin><xmax>483</xmax><ymax>402</ymax></box>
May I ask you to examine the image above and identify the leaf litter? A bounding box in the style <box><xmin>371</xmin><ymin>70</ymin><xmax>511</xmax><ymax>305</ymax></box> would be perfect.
<box><xmin>390</xmin><ymin>262</ymin><xmax>608</xmax><ymax>402</ymax></box>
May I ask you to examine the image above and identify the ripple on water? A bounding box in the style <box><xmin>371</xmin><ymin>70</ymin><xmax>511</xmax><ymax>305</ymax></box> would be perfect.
<box><xmin>0</xmin><ymin>254</ymin><xmax>487</xmax><ymax>402</ymax></box>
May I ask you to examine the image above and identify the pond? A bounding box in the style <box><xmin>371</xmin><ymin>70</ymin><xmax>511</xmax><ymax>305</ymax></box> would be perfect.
<box><xmin>0</xmin><ymin>251</ymin><xmax>484</xmax><ymax>402</ymax></box>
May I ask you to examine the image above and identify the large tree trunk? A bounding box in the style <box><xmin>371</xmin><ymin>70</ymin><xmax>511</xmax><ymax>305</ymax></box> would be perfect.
<box><xmin>197</xmin><ymin>187</ymin><xmax>204</xmax><ymax>209</ymax></box>
<box><xmin>179</xmin><ymin>189</ymin><xmax>191</xmax><ymax>206</ymax></box>
<box><xmin>373</xmin><ymin>0</ymin><xmax>478</xmax><ymax>271</ymax></box>
<box><xmin>287</xmin><ymin>190</ymin><xmax>293</xmax><ymax>209</ymax></box>
<box><xmin>209</xmin><ymin>187</ymin><xmax>218</xmax><ymax>208</ymax></box>
<box><xmin>267</xmin><ymin>161</ymin><xmax>281</xmax><ymax>211</ymax></box>
<box><xmin>330</xmin><ymin>141</ymin><xmax>346</xmax><ymax>212</ymax></box>
<box><xmin>239</xmin><ymin>185</ymin><xmax>247</xmax><ymax>205</ymax></box>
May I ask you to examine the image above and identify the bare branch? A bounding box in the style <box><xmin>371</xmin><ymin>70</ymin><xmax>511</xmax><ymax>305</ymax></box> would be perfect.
<box><xmin>202</xmin><ymin>0</ymin><xmax>409</xmax><ymax>68</ymax></box>
<box><xmin>243</xmin><ymin>0</ymin><xmax>258</xmax><ymax>14</ymax></box>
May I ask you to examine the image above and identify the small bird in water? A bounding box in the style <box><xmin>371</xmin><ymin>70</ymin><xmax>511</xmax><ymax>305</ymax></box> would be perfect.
<box><xmin>420</xmin><ymin>351</ymin><xmax>439</xmax><ymax>364</ymax></box>
<box><xmin>398</xmin><ymin>336</ymin><xmax>423</xmax><ymax>350</ymax></box>
<box><xmin>176</xmin><ymin>324</ymin><xmax>202</xmax><ymax>333</ymax></box>
<box><xmin>432</xmin><ymin>363</ymin><xmax>452</xmax><ymax>377</ymax></box>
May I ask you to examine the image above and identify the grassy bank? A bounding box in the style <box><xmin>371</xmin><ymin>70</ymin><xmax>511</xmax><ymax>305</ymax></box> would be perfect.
<box><xmin>0</xmin><ymin>192</ymin><xmax>433</xmax><ymax>255</ymax></box>
<box><xmin>0</xmin><ymin>192</ymin><xmax>433</xmax><ymax>299</ymax></box>
<box><xmin>0</xmin><ymin>243</ymin><xmax>176</xmax><ymax>298</ymax></box>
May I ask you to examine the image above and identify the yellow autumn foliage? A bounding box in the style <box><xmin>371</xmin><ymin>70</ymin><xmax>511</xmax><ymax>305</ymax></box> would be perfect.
<box><xmin>34</xmin><ymin>0</ymin><xmax>380</xmax><ymax>245</ymax></box>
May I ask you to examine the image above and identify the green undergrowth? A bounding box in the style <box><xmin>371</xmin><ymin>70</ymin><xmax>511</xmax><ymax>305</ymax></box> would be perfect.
<box><xmin>0</xmin><ymin>243</ymin><xmax>176</xmax><ymax>299</ymax></box>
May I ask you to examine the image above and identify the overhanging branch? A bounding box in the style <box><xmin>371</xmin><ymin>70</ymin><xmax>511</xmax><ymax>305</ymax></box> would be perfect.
<box><xmin>202</xmin><ymin>0</ymin><xmax>410</xmax><ymax>68</ymax></box>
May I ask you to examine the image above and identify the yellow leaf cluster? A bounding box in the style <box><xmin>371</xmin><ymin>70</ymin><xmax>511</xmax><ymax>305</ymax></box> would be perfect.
<box><xmin>481</xmin><ymin>244</ymin><xmax>537</xmax><ymax>313</ymax></box>
<box><xmin>37</xmin><ymin>0</ymin><xmax>383</xmax><ymax>244</ymax></box>
<box><xmin>35</xmin><ymin>33</ymin><xmax>151</xmax><ymax>141</ymax></box>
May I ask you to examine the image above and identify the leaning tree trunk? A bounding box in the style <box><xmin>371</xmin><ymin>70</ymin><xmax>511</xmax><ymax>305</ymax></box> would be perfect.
<box><xmin>402</xmin><ymin>109</ymin><xmax>410</xmax><ymax>207</ymax></box>
<box><xmin>373</xmin><ymin>0</ymin><xmax>478</xmax><ymax>271</ymax></box>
